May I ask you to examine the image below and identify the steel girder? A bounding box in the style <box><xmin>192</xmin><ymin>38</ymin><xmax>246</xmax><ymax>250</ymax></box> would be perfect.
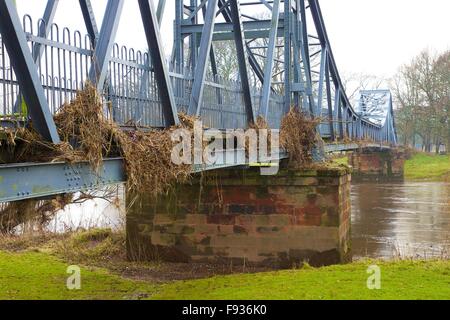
<box><xmin>187</xmin><ymin>0</ymin><xmax>219</xmax><ymax>116</ymax></box>
<box><xmin>178</xmin><ymin>0</ymin><xmax>396</xmax><ymax>143</ymax></box>
<box><xmin>283</xmin><ymin>0</ymin><xmax>291</xmax><ymax>112</ymax></box>
<box><xmin>79</xmin><ymin>0</ymin><xmax>99</xmax><ymax>45</ymax></box>
<box><xmin>229</xmin><ymin>0</ymin><xmax>255</xmax><ymax>124</ymax></box>
<box><xmin>88</xmin><ymin>0</ymin><xmax>124</xmax><ymax>93</ymax></box>
<box><xmin>216</xmin><ymin>0</ymin><xmax>266</xmax><ymax>86</ymax></box>
<box><xmin>33</xmin><ymin>0</ymin><xmax>60</xmax><ymax>63</ymax></box>
<box><xmin>156</xmin><ymin>0</ymin><xmax>166</xmax><ymax>23</ymax></box>
<box><xmin>201</xmin><ymin>4</ymin><xmax>223</xmax><ymax>106</ymax></box>
<box><xmin>308</xmin><ymin>0</ymin><xmax>397</xmax><ymax>143</ymax></box>
<box><xmin>138</xmin><ymin>0</ymin><xmax>180</xmax><ymax>126</ymax></box>
<box><xmin>0</xmin><ymin>0</ymin><xmax>398</xmax><ymax>143</ymax></box>
<box><xmin>0</xmin><ymin>0</ymin><xmax>60</xmax><ymax>143</ymax></box>
<box><xmin>0</xmin><ymin>159</ymin><xmax>125</xmax><ymax>203</ymax></box>
<box><xmin>259</xmin><ymin>0</ymin><xmax>281</xmax><ymax>119</ymax></box>
<box><xmin>13</xmin><ymin>0</ymin><xmax>59</xmax><ymax>114</ymax></box>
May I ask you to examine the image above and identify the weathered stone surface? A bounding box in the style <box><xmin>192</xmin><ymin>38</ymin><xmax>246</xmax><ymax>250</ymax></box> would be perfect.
<box><xmin>127</xmin><ymin>167</ymin><xmax>352</xmax><ymax>268</ymax></box>
<box><xmin>349</xmin><ymin>148</ymin><xmax>406</xmax><ymax>180</ymax></box>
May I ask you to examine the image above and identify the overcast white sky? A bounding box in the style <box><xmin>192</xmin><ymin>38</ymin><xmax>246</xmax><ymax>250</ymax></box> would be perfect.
<box><xmin>16</xmin><ymin>0</ymin><xmax>450</xmax><ymax>79</ymax></box>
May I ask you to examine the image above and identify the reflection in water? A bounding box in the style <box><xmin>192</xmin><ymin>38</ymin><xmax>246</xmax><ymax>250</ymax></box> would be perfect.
<box><xmin>8</xmin><ymin>187</ymin><xmax>126</xmax><ymax>235</ymax></box>
<box><xmin>46</xmin><ymin>187</ymin><xmax>126</xmax><ymax>233</ymax></box>
<box><xmin>47</xmin><ymin>195</ymin><xmax>125</xmax><ymax>233</ymax></box>
<box><xmin>352</xmin><ymin>182</ymin><xmax>450</xmax><ymax>259</ymax></box>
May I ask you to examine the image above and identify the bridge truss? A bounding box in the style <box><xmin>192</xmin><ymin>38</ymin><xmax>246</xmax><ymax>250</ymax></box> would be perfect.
<box><xmin>0</xmin><ymin>0</ymin><xmax>398</xmax><ymax>203</ymax></box>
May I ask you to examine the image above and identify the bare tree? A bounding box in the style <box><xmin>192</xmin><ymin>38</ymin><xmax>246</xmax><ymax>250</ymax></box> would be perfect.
<box><xmin>342</xmin><ymin>72</ymin><xmax>388</xmax><ymax>101</ymax></box>
<box><xmin>393</xmin><ymin>49</ymin><xmax>450</xmax><ymax>153</ymax></box>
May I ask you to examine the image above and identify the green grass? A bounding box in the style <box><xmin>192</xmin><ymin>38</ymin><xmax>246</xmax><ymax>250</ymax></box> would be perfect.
<box><xmin>0</xmin><ymin>251</ymin><xmax>157</xmax><ymax>300</ymax></box>
<box><xmin>405</xmin><ymin>153</ymin><xmax>450</xmax><ymax>180</ymax></box>
<box><xmin>0</xmin><ymin>249</ymin><xmax>449</xmax><ymax>300</ymax></box>
<box><xmin>332</xmin><ymin>156</ymin><xmax>349</xmax><ymax>166</ymax></box>
<box><xmin>153</xmin><ymin>260</ymin><xmax>450</xmax><ymax>300</ymax></box>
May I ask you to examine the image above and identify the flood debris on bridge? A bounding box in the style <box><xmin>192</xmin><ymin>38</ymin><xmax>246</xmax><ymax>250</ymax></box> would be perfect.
<box><xmin>1</xmin><ymin>84</ymin><xmax>194</xmax><ymax>198</ymax></box>
<box><xmin>280</xmin><ymin>109</ymin><xmax>319</xmax><ymax>168</ymax></box>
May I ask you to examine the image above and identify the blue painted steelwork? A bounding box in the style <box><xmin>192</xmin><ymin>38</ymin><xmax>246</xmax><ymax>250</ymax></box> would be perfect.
<box><xmin>229</xmin><ymin>0</ymin><xmax>255</xmax><ymax>124</ymax></box>
<box><xmin>0</xmin><ymin>0</ymin><xmax>398</xmax><ymax>136</ymax></box>
<box><xmin>88</xmin><ymin>0</ymin><xmax>123</xmax><ymax>93</ymax></box>
<box><xmin>0</xmin><ymin>140</ymin><xmax>388</xmax><ymax>203</ymax></box>
<box><xmin>79</xmin><ymin>0</ymin><xmax>99</xmax><ymax>45</ymax></box>
<box><xmin>13</xmin><ymin>0</ymin><xmax>59</xmax><ymax>114</ymax></box>
<box><xmin>0</xmin><ymin>158</ymin><xmax>125</xmax><ymax>203</ymax></box>
<box><xmin>156</xmin><ymin>0</ymin><xmax>166</xmax><ymax>23</ymax></box>
<box><xmin>259</xmin><ymin>0</ymin><xmax>281</xmax><ymax>119</ymax></box>
<box><xmin>187</xmin><ymin>0</ymin><xmax>219</xmax><ymax>117</ymax></box>
<box><xmin>138</xmin><ymin>0</ymin><xmax>179</xmax><ymax>126</ymax></box>
<box><xmin>0</xmin><ymin>0</ymin><xmax>399</xmax><ymax>203</ymax></box>
<box><xmin>0</xmin><ymin>0</ymin><xmax>60</xmax><ymax>143</ymax></box>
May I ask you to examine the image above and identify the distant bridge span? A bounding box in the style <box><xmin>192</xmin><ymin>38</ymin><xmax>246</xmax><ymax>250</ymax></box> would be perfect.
<box><xmin>0</xmin><ymin>0</ymin><xmax>398</xmax><ymax>203</ymax></box>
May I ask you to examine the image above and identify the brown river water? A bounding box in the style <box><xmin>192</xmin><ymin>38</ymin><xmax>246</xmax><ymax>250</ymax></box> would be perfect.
<box><xmin>351</xmin><ymin>182</ymin><xmax>450</xmax><ymax>259</ymax></box>
<box><xmin>43</xmin><ymin>182</ymin><xmax>450</xmax><ymax>260</ymax></box>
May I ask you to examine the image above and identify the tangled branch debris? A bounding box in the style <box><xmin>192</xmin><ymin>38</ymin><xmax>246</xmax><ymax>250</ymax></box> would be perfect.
<box><xmin>0</xmin><ymin>194</ymin><xmax>73</xmax><ymax>234</ymax></box>
<box><xmin>280</xmin><ymin>108</ymin><xmax>319</xmax><ymax>167</ymax></box>
<box><xmin>54</xmin><ymin>86</ymin><xmax>117</xmax><ymax>171</ymax></box>
<box><xmin>117</xmin><ymin>130</ymin><xmax>191</xmax><ymax>198</ymax></box>
<box><xmin>1</xmin><ymin>84</ymin><xmax>193</xmax><ymax>198</ymax></box>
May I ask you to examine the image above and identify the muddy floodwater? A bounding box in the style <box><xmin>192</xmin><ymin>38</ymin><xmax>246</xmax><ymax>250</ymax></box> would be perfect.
<box><xmin>351</xmin><ymin>182</ymin><xmax>450</xmax><ymax>259</ymax></box>
<box><xmin>44</xmin><ymin>182</ymin><xmax>450</xmax><ymax>260</ymax></box>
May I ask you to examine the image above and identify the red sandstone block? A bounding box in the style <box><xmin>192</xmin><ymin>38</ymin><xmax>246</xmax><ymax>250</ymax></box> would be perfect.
<box><xmin>320</xmin><ymin>193</ymin><xmax>339</xmax><ymax>207</ymax></box>
<box><xmin>137</xmin><ymin>224</ymin><xmax>153</xmax><ymax>236</ymax></box>
<box><xmin>185</xmin><ymin>214</ymin><xmax>208</xmax><ymax>225</ymax></box>
<box><xmin>207</xmin><ymin>214</ymin><xmax>236</xmax><ymax>225</ymax></box>
<box><xmin>191</xmin><ymin>255</ymin><xmax>215</xmax><ymax>263</ymax></box>
<box><xmin>151</xmin><ymin>232</ymin><xmax>176</xmax><ymax>246</ymax></box>
<box><xmin>317</xmin><ymin>177</ymin><xmax>341</xmax><ymax>186</ymax></box>
<box><xmin>195</xmin><ymin>223</ymin><xmax>220</xmax><ymax>234</ymax></box>
<box><xmin>210</xmin><ymin>246</ymin><xmax>230</xmax><ymax>257</ymax></box>
<box><xmin>217</xmin><ymin>225</ymin><xmax>235</xmax><ymax>235</ymax></box>
<box><xmin>164</xmin><ymin>224</ymin><xmax>187</xmax><ymax>234</ymax></box>
<box><xmin>226</xmin><ymin>204</ymin><xmax>257</xmax><ymax>215</ymax></box>
<box><xmin>153</xmin><ymin>214</ymin><xmax>176</xmax><ymax>225</ymax></box>
<box><xmin>251</xmin><ymin>215</ymin><xmax>272</xmax><ymax>226</ymax></box>
<box><xmin>268</xmin><ymin>214</ymin><xmax>292</xmax><ymax>226</ymax></box>
<box><xmin>287</xmin><ymin>226</ymin><xmax>339</xmax><ymax>251</ymax></box>
<box><xmin>226</xmin><ymin>248</ymin><xmax>265</xmax><ymax>262</ymax></box>
<box><xmin>211</xmin><ymin>234</ymin><xmax>256</xmax><ymax>249</ymax></box>
<box><xmin>235</xmin><ymin>215</ymin><xmax>254</xmax><ymax>226</ymax></box>
<box><xmin>293</xmin><ymin>170</ymin><xmax>318</xmax><ymax>177</ymax></box>
<box><xmin>183</xmin><ymin>233</ymin><xmax>211</xmax><ymax>245</ymax></box>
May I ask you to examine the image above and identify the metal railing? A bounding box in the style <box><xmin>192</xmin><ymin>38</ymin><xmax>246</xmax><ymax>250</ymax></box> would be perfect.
<box><xmin>0</xmin><ymin>15</ymin><xmax>285</xmax><ymax>129</ymax></box>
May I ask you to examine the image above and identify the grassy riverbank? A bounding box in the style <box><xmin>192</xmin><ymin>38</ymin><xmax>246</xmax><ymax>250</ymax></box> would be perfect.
<box><xmin>331</xmin><ymin>152</ymin><xmax>450</xmax><ymax>181</ymax></box>
<box><xmin>153</xmin><ymin>260</ymin><xmax>450</xmax><ymax>300</ymax></box>
<box><xmin>404</xmin><ymin>153</ymin><xmax>450</xmax><ymax>181</ymax></box>
<box><xmin>0</xmin><ymin>250</ymin><xmax>157</xmax><ymax>300</ymax></box>
<box><xmin>0</xmin><ymin>230</ymin><xmax>449</xmax><ymax>300</ymax></box>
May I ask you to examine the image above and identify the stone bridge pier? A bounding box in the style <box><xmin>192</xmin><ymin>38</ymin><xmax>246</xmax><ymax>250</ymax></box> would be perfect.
<box><xmin>348</xmin><ymin>148</ymin><xmax>407</xmax><ymax>181</ymax></box>
<box><xmin>127</xmin><ymin>166</ymin><xmax>352</xmax><ymax>268</ymax></box>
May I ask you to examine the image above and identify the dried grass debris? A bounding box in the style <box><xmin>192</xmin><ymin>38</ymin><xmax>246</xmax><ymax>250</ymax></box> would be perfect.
<box><xmin>0</xmin><ymin>194</ymin><xmax>73</xmax><ymax>234</ymax></box>
<box><xmin>280</xmin><ymin>108</ymin><xmax>319</xmax><ymax>167</ymax></box>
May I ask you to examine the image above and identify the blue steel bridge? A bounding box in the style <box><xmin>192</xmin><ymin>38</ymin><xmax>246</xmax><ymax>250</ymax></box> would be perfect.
<box><xmin>0</xmin><ymin>0</ymin><xmax>398</xmax><ymax>203</ymax></box>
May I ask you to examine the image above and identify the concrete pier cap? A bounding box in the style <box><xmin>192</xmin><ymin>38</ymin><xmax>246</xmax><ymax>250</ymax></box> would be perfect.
<box><xmin>127</xmin><ymin>165</ymin><xmax>352</xmax><ymax>268</ymax></box>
